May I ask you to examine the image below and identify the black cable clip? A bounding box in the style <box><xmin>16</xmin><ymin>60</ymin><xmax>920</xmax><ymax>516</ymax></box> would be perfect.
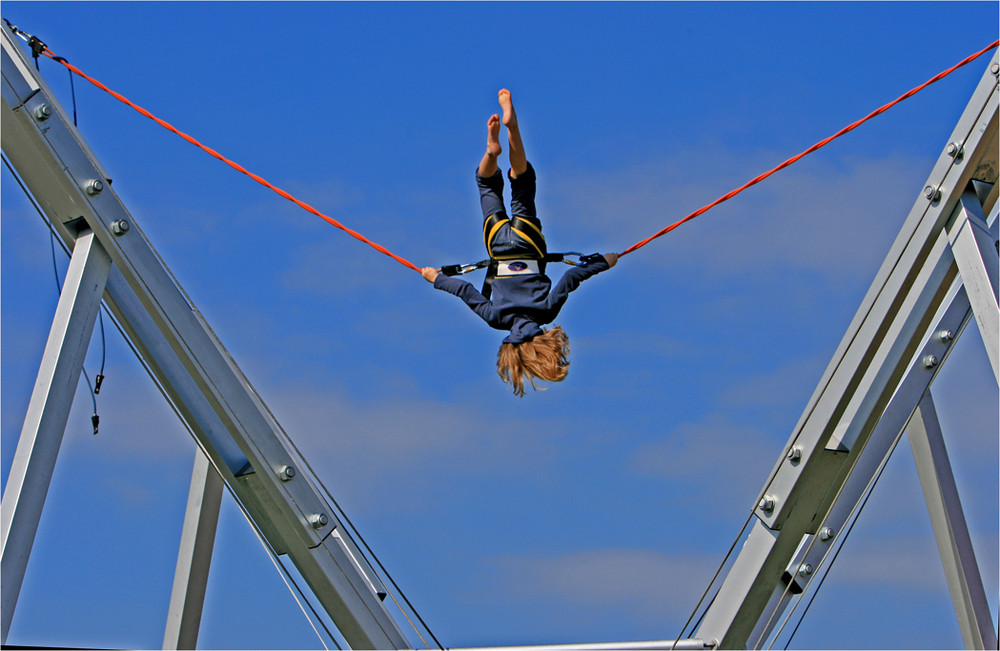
<box><xmin>94</xmin><ymin>373</ymin><xmax>105</xmax><ymax>395</ymax></box>
<box><xmin>27</xmin><ymin>34</ymin><xmax>46</xmax><ymax>60</ymax></box>
<box><xmin>91</xmin><ymin>413</ymin><xmax>100</xmax><ymax>436</ymax></box>
<box><xmin>579</xmin><ymin>252</ymin><xmax>606</xmax><ymax>265</ymax></box>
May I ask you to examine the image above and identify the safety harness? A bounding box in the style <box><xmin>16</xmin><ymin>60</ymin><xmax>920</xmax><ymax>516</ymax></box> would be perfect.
<box><xmin>441</xmin><ymin>252</ymin><xmax>606</xmax><ymax>299</ymax></box>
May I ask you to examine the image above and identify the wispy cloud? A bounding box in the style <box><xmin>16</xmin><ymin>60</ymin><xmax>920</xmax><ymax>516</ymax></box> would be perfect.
<box><xmin>546</xmin><ymin>144</ymin><xmax>924</xmax><ymax>284</ymax></box>
<box><xmin>486</xmin><ymin>548</ymin><xmax>720</xmax><ymax>625</ymax></box>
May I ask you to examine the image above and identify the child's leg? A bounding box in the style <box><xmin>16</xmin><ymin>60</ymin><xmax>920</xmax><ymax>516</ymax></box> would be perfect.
<box><xmin>478</xmin><ymin>114</ymin><xmax>502</xmax><ymax>178</ymax></box>
<box><xmin>477</xmin><ymin>114</ymin><xmax>509</xmax><ymax>255</ymax></box>
<box><xmin>499</xmin><ymin>89</ymin><xmax>527</xmax><ymax>178</ymax></box>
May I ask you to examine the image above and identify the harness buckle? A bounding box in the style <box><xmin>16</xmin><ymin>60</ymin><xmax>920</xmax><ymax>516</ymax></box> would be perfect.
<box><xmin>554</xmin><ymin>252</ymin><xmax>604</xmax><ymax>267</ymax></box>
<box><xmin>441</xmin><ymin>260</ymin><xmax>490</xmax><ymax>277</ymax></box>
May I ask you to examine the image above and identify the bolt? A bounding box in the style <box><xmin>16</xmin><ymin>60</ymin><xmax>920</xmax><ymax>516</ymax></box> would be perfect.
<box><xmin>938</xmin><ymin>329</ymin><xmax>955</xmax><ymax>343</ymax></box>
<box><xmin>820</xmin><ymin>527</ymin><xmax>835</xmax><ymax>541</ymax></box>
<box><xmin>278</xmin><ymin>465</ymin><xmax>296</xmax><ymax>481</ymax></box>
<box><xmin>923</xmin><ymin>354</ymin><xmax>939</xmax><ymax>369</ymax></box>
<box><xmin>992</xmin><ymin>62</ymin><xmax>999</xmax><ymax>77</ymax></box>
<box><xmin>787</xmin><ymin>447</ymin><xmax>802</xmax><ymax>462</ymax></box>
<box><xmin>33</xmin><ymin>103</ymin><xmax>51</xmax><ymax>121</ymax></box>
<box><xmin>84</xmin><ymin>179</ymin><xmax>104</xmax><ymax>196</ymax></box>
<box><xmin>923</xmin><ymin>185</ymin><xmax>941</xmax><ymax>201</ymax></box>
<box><xmin>945</xmin><ymin>142</ymin><xmax>964</xmax><ymax>159</ymax></box>
<box><xmin>309</xmin><ymin>513</ymin><xmax>329</xmax><ymax>529</ymax></box>
<box><xmin>759</xmin><ymin>495</ymin><xmax>776</xmax><ymax>513</ymax></box>
<box><xmin>798</xmin><ymin>563</ymin><xmax>813</xmax><ymax>577</ymax></box>
<box><xmin>111</xmin><ymin>220</ymin><xmax>130</xmax><ymax>236</ymax></box>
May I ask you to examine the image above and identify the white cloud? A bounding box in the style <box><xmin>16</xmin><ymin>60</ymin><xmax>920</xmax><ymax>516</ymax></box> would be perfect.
<box><xmin>487</xmin><ymin>548</ymin><xmax>719</xmax><ymax>623</ymax></box>
<box><xmin>546</xmin><ymin>144</ymin><xmax>925</xmax><ymax>285</ymax></box>
<box><xmin>717</xmin><ymin>355</ymin><xmax>829</xmax><ymax>410</ymax></box>
<box><xmin>630</xmin><ymin>414</ymin><xmax>779</xmax><ymax>480</ymax></box>
<box><xmin>263</xmin><ymin>383</ymin><xmax>569</xmax><ymax>511</ymax></box>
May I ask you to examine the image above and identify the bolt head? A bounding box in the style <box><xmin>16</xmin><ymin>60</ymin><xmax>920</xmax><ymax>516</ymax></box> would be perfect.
<box><xmin>111</xmin><ymin>220</ymin><xmax>130</xmax><ymax>235</ymax></box>
<box><xmin>309</xmin><ymin>513</ymin><xmax>329</xmax><ymax>529</ymax></box>
<box><xmin>938</xmin><ymin>329</ymin><xmax>955</xmax><ymax>343</ymax></box>
<box><xmin>798</xmin><ymin>563</ymin><xmax>813</xmax><ymax>577</ymax></box>
<box><xmin>279</xmin><ymin>465</ymin><xmax>296</xmax><ymax>481</ymax></box>
<box><xmin>923</xmin><ymin>354</ymin><xmax>939</xmax><ymax>368</ymax></box>
<box><xmin>820</xmin><ymin>527</ymin><xmax>835</xmax><ymax>541</ymax></box>
<box><xmin>759</xmin><ymin>495</ymin><xmax>776</xmax><ymax>513</ymax></box>
<box><xmin>34</xmin><ymin>104</ymin><xmax>51</xmax><ymax>121</ymax></box>
<box><xmin>85</xmin><ymin>179</ymin><xmax>104</xmax><ymax>196</ymax></box>
<box><xmin>787</xmin><ymin>447</ymin><xmax>802</xmax><ymax>462</ymax></box>
<box><xmin>923</xmin><ymin>185</ymin><xmax>941</xmax><ymax>201</ymax></box>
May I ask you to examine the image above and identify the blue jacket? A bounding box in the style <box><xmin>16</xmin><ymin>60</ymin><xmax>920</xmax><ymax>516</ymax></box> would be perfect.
<box><xmin>433</xmin><ymin>258</ymin><xmax>611</xmax><ymax>343</ymax></box>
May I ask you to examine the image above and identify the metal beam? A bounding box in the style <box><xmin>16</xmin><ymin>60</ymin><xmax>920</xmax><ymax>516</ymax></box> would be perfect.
<box><xmin>2</xmin><ymin>23</ymin><xmax>410</xmax><ymax>650</ymax></box>
<box><xmin>0</xmin><ymin>229</ymin><xmax>111</xmax><ymax>643</ymax></box>
<box><xmin>163</xmin><ymin>451</ymin><xmax>225</xmax><ymax>650</ymax></box>
<box><xmin>908</xmin><ymin>392</ymin><xmax>997</xmax><ymax>650</ymax></box>
<box><xmin>946</xmin><ymin>185</ymin><xmax>1000</xmax><ymax>379</ymax></box>
<box><xmin>695</xmin><ymin>53</ymin><xmax>998</xmax><ymax>648</ymax></box>
<box><xmin>452</xmin><ymin>640</ymin><xmax>711</xmax><ymax>651</ymax></box>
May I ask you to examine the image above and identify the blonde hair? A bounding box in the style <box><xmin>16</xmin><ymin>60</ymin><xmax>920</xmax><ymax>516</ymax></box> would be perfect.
<box><xmin>497</xmin><ymin>325</ymin><xmax>570</xmax><ymax>397</ymax></box>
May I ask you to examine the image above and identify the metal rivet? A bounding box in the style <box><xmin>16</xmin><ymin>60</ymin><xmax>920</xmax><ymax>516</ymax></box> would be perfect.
<box><xmin>111</xmin><ymin>220</ymin><xmax>130</xmax><ymax>236</ymax></box>
<box><xmin>759</xmin><ymin>495</ymin><xmax>776</xmax><ymax>513</ymax></box>
<box><xmin>923</xmin><ymin>185</ymin><xmax>941</xmax><ymax>201</ymax></box>
<box><xmin>33</xmin><ymin>103</ymin><xmax>51</xmax><ymax>121</ymax></box>
<box><xmin>309</xmin><ymin>513</ymin><xmax>328</xmax><ymax>529</ymax></box>
<box><xmin>84</xmin><ymin>179</ymin><xmax>104</xmax><ymax>196</ymax></box>
<box><xmin>819</xmin><ymin>527</ymin><xmax>835</xmax><ymax>541</ymax></box>
<box><xmin>923</xmin><ymin>354</ymin><xmax>939</xmax><ymax>369</ymax></box>
<box><xmin>787</xmin><ymin>447</ymin><xmax>802</xmax><ymax>462</ymax></box>
<box><xmin>798</xmin><ymin>563</ymin><xmax>813</xmax><ymax>577</ymax></box>
<box><xmin>278</xmin><ymin>465</ymin><xmax>296</xmax><ymax>481</ymax></box>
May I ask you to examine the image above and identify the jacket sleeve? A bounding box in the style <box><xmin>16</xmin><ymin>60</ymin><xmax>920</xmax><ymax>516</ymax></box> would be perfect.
<box><xmin>433</xmin><ymin>273</ymin><xmax>496</xmax><ymax>323</ymax></box>
<box><xmin>547</xmin><ymin>257</ymin><xmax>610</xmax><ymax>310</ymax></box>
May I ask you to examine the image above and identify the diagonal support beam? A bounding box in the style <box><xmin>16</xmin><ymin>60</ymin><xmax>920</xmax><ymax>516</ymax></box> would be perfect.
<box><xmin>0</xmin><ymin>229</ymin><xmax>111</xmax><ymax>644</ymax></box>
<box><xmin>908</xmin><ymin>392</ymin><xmax>997</xmax><ymax>650</ymax></box>
<box><xmin>163</xmin><ymin>451</ymin><xmax>225</xmax><ymax>650</ymax></box>
<box><xmin>947</xmin><ymin>185</ymin><xmax>999</xmax><ymax>380</ymax></box>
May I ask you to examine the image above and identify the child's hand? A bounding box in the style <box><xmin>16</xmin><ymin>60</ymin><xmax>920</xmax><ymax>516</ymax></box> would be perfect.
<box><xmin>421</xmin><ymin>267</ymin><xmax>440</xmax><ymax>283</ymax></box>
<box><xmin>603</xmin><ymin>253</ymin><xmax>619</xmax><ymax>268</ymax></box>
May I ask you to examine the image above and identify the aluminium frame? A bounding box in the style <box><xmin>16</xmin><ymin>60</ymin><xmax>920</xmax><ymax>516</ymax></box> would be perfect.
<box><xmin>1</xmin><ymin>22</ymin><xmax>411</xmax><ymax>650</ymax></box>
<box><xmin>694</xmin><ymin>54</ymin><xmax>998</xmax><ymax>649</ymax></box>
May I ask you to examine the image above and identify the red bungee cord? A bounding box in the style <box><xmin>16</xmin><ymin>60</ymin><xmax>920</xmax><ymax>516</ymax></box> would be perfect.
<box><xmin>37</xmin><ymin>38</ymin><xmax>999</xmax><ymax>268</ymax></box>
<box><xmin>619</xmin><ymin>39</ymin><xmax>999</xmax><ymax>258</ymax></box>
<box><xmin>40</xmin><ymin>49</ymin><xmax>422</xmax><ymax>273</ymax></box>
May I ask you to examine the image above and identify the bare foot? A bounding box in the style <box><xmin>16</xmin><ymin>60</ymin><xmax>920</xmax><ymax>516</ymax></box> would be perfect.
<box><xmin>486</xmin><ymin>114</ymin><xmax>502</xmax><ymax>157</ymax></box>
<box><xmin>498</xmin><ymin>88</ymin><xmax>517</xmax><ymax>127</ymax></box>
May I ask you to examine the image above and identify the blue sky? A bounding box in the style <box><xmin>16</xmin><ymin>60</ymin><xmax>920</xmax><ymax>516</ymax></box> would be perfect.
<box><xmin>2</xmin><ymin>2</ymin><xmax>997</xmax><ymax>649</ymax></box>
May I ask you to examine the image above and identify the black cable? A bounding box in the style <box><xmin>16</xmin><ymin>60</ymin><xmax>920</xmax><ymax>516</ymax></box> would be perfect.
<box><xmin>52</xmin><ymin>57</ymin><xmax>77</xmax><ymax>127</ymax></box>
<box><xmin>5</xmin><ymin>153</ymin><xmax>100</xmax><ymax>434</ymax></box>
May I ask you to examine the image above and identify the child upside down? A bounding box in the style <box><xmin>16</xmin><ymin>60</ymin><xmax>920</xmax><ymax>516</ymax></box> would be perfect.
<box><xmin>422</xmin><ymin>89</ymin><xmax>617</xmax><ymax>396</ymax></box>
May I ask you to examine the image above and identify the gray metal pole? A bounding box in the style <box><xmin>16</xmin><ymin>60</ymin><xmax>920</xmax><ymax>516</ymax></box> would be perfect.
<box><xmin>0</xmin><ymin>230</ymin><xmax>111</xmax><ymax>644</ymax></box>
<box><xmin>947</xmin><ymin>186</ymin><xmax>999</xmax><ymax>380</ymax></box>
<box><xmin>163</xmin><ymin>451</ymin><xmax>225</xmax><ymax>650</ymax></box>
<box><xmin>908</xmin><ymin>392</ymin><xmax>997</xmax><ymax>650</ymax></box>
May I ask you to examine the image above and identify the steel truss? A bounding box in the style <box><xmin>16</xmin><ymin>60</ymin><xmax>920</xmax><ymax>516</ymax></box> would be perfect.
<box><xmin>694</xmin><ymin>54</ymin><xmax>998</xmax><ymax>649</ymax></box>
<box><xmin>1</xmin><ymin>22</ymin><xmax>410</xmax><ymax>650</ymax></box>
<box><xmin>2</xmin><ymin>18</ymin><xmax>997</xmax><ymax>651</ymax></box>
